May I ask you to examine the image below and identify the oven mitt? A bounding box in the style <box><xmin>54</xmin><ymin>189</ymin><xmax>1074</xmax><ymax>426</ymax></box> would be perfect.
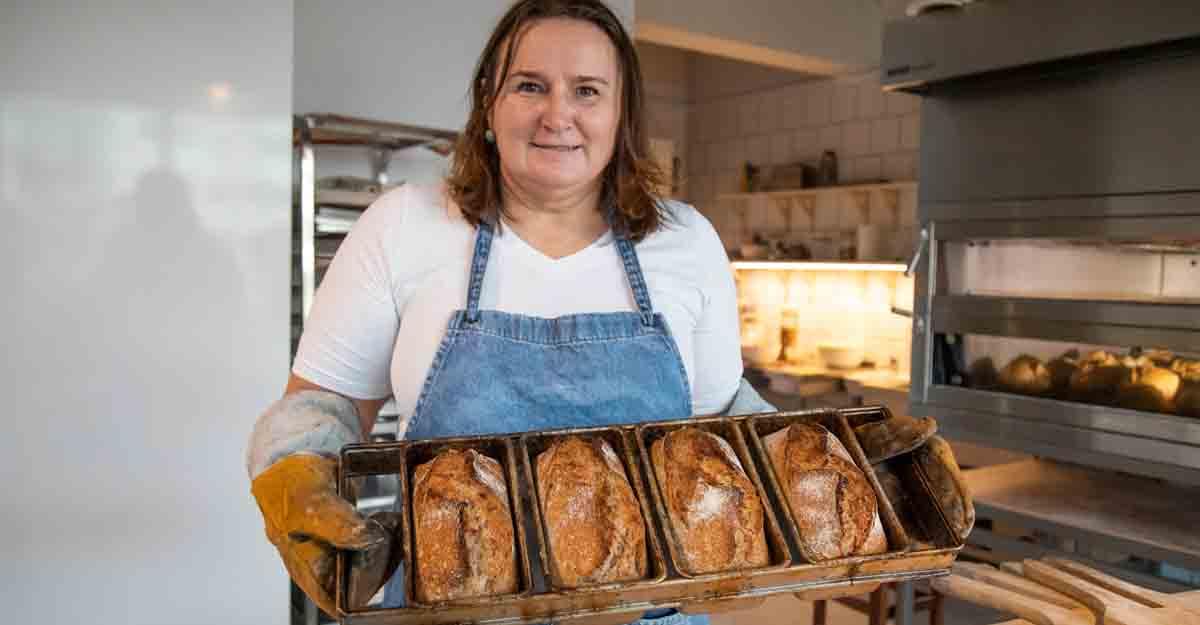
<box><xmin>247</xmin><ymin>391</ymin><xmax>394</xmax><ymax>616</ymax></box>
<box><xmin>854</xmin><ymin>415</ymin><xmax>938</xmax><ymax>463</ymax></box>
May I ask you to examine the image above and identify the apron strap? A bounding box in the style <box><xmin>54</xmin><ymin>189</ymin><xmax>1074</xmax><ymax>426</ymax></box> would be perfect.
<box><xmin>465</xmin><ymin>220</ymin><xmax>495</xmax><ymax>323</ymax></box>
<box><xmin>613</xmin><ymin>234</ymin><xmax>656</xmax><ymax>326</ymax></box>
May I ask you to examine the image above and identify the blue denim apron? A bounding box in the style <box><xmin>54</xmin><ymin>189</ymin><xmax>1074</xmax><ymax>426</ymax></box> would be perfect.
<box><xmin>381</xmin><ymin>220</ymin><xmax>705</xmax><ymax>625</ymax></box>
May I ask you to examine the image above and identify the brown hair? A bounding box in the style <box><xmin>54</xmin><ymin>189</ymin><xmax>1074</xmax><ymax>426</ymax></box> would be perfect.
<box><xmin>445</xmin><ymin>0</ymin><xmax>669</xmax><ymax>241</ymax></box>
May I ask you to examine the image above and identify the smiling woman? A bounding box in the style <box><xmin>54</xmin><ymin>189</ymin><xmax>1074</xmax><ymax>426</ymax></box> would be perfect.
<box><xmin>247</xmin><ymin>1</ymin><xmax>775</xmax><ymax>622</ymax></box>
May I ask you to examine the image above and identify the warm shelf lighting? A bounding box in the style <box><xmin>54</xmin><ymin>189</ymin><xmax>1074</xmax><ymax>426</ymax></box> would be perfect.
<box><xmin>731</xmin><ymin>261</ymin><xmax>908</xmax><ymax>272</ymax></box>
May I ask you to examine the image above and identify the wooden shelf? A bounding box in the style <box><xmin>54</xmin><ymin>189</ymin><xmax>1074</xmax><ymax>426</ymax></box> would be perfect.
<box><xmin>963</xmin><ymin>459</ymin><xmax>1200</xmax><ymax>569</ymax></box>
<box><xmin>717</xmin><ymin>180</ymin><xmax>917</xmax><ymax>202</ymax></box>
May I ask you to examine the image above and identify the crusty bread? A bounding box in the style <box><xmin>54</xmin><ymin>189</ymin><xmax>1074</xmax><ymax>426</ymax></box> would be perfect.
<box><xmin>651</xmin><ymin>427</ymin><xmax>769</xmax><ymax>574</ymax></box>
<box><xmin>913</xmin><ymin>436</ymin><xmax>974</xmax><ymax>543</ymax></box>
<box><xmin>411</xmin><ymin>449</ymin><xmax>517</xmax><ymax>603</ymax></box>
<box><xmin>535</xmin><ymin>436</ymin><xmax>647</xmax><ymax>587</ymax></box>
<box><xmin>1116</xmin><ymin>365</ymin><xmax>1181</xmax><ymax>413</ymax></box>
<box><xmin>1177</xmin><ymin>381</ymin><xmax>1200</xmax><ymax>418</ymax></box>
<box><xmin>764</xmin><ymin>423</ymin><xmax>887</xmax><ymax>561</ymax></box>
<box><xmin>854</xmin><ymin>415</ymin><xmax>938</xmax><ymax>463</ymax></box>
<box><xmin>998</xmin><ymin>355</ymin><xmax>1053</xmax><ymax>396</ymax></box>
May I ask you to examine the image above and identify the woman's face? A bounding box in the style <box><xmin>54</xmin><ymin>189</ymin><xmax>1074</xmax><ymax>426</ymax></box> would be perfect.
<box><xmin>489</xmin><ymin>18</ymin><xmax>621</xmax><ymax>200</ymax></box>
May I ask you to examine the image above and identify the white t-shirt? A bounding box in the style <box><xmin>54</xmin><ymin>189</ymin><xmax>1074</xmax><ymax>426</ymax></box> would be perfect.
<box><xmin>293</xmin><ymin>183</ymin><xmax>743</xmax><ymax>435</ymax></box>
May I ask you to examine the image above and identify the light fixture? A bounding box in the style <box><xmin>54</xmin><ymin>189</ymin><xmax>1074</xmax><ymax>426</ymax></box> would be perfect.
<box><xmin>731</xmin><ymin>261</ymin><xmax>907</xmax><ymax>272</ymax></box>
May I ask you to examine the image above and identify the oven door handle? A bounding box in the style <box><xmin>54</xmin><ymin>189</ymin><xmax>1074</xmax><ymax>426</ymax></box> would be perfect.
<box><xmin>904</xmin><ymin>225</ymin><xmax>929</xmax><ymax>277</ymax></box>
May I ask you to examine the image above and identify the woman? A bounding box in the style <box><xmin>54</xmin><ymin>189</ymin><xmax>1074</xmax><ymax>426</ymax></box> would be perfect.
<box><xmin>247</xmin><ymin>0</ymin><xmax>773</xmax><ymax>621</ymax></box>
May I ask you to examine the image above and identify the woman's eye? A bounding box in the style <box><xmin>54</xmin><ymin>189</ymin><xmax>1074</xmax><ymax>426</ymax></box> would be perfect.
<box><xmin>516</xmin><ymin>81</ymin><xmax>543</xmax><ymax>93</ymax></box>
<box><xmin>577</xmin><ymin>85</ymin><xmax>599</xmax><ymax>98</ymax></box>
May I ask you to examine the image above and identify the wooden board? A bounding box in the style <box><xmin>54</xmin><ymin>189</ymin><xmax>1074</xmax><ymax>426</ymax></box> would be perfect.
<box><xmin>964</xmin><ymin>459</ymin><xmax>1200</xmax><ymax>563</ymax></box>
<box><xmin>986</xmin><ymin>580</ymin><xmax>1200</xmax><ymax>625</ymax></box>
<box><xmin>1022</xmin><ymin>560</ymin><xmax>1200</xmax><ymax>625</ymax></box>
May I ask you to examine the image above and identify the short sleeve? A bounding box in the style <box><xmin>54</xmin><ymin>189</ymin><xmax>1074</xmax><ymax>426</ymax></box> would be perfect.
<box><xmin>291</xmin><ymin>189</ymin><xmax>407</xmax><ymax>399</ymax></box>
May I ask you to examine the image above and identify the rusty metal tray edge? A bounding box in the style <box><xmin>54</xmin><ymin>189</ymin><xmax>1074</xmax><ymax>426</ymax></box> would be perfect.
<box><xmin>518</xmin><ymin>424</ymin><xmax>669</xmax><ymax>593</ymax></box>
<box><xmin>635</xmin><ymin>415</ymin><xmax>794</xmax><ymax>580</ymax></box>
<box><xmin>337</xmin><ymin>440</ymin><xmax>408</xmax><ymax>619</ymax></box>
<box><xmin>338</xmin><ymin>566</ymin><xmax>954</xmax><ymax>625</ymax></box>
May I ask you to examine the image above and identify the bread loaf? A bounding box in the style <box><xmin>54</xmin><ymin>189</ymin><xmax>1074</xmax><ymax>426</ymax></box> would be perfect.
<box><xmin>854</xmin><ymin>415</ymin><xmax>938</xmax><ymax>464</ymax></box>
<box><xmin>764</xmin><ymin>423</ymin><xmax>887</xmax><ymax>561</ymax></box>
<box><xmin>998</xmin><ymin>355</ymin><xmax>1053</xmax><ymax>396</ymax></box>
<box><xmin>412</xmin><ymin>449</ymin><xmax>517</xmax><ymax>602</ymax></box>
<box><xmin>651</xmin><ymin>427</ymin><xmax>769</xmax><ymax>574</ymax></box>
<box><xmin>1177</xmin><ymin>381</ymin><xmax>1200</xmax><ymax>418</ymax></box>
<box><xmin>535</xmin><ymin>436</ymin><xmax>646</xmax><ymax>587</ymax></box>
<box><xmin>1115</xmin><ymin>365</ymin><xmax>1181</xmax><ymax>413</ymax></box>
<box><xmin>1068</xmin><ymin>362</ymin><xmax>1130</xmax><ymax>404</ymax></box>
<box><xmin>914</xmin><ymin>436</ymin><xmax>974</xmax><ymax>543</ymax></box>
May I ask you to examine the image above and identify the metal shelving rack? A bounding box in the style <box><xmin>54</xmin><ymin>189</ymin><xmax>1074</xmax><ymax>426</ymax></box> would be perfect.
<box><xmin>290</xmin><ymin>113</ymin><xmax>456</xmax><ymax>625</ymax></box>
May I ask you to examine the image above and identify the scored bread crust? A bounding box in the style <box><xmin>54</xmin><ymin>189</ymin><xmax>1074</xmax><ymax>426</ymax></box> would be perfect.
<box><xmin>651</xmin><ymin>427</ymin><xmax>769</xmax><ymax>574</ymax></box>
<box><xmin>913</xmin><ymin>435</ymin><xmax>974</xmax><ymax>543</ymax></box>
<box><xmin>412</xmin><ymin>449</ymin><xmax>517</xmax><ymax>603</ymax></box>
<box><xmin>765</xmin><ymin>423</ymin><xmax>887</xmax><ymax>561</ymax></box>
<box><xmin>535</xmin><ymin>436</ymin><xmax>647</xmax><ymax>587</ymax></box>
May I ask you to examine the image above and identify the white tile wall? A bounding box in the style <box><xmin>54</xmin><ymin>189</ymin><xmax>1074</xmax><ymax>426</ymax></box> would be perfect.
<box><xmin>858</xmin><ymin>82</ymin><xmax>885</xmax><ymax>119</ymax></box>
<box><xmin>843</xmin><ymin>121</ymin><xmax>871</xmax><ymax>157</ymax></box>
<box><xmin>746</xmin><ymin>135</ymin><xmax>770</xmax><ymax>166</ymax></box>
<box><xmin>833</xmin><ymin>84</ymin><xmax>858</xmax><ymax>123</ymax></box>
<box><xmin>901</xmin><ymin>114</ymin><xmax>921</xmax><ymax>150</ymax></box>
<box><xmin>739</xmin><ymin>96</ymin><xmax>761</xmax><ymax>135</ymax></box>
<box><xmin>850</xmin><ymin>155</ymin><xmax>883</xmax><ymax>183</ymax></box>
<box><xmin>794</xmin><ymin>128</ymin><xmax>820</xmax><ymax>161</ymax></box>
<box><xmin>770</xmin><ymin>133</ymin><xmax>793</xmax><ymax>165</ymax></box>
<box><xmin>870</xmin><ymin>118</ymin><xmax>900</xmax><ymax>154</ymax></box>
<box><xmin>685</xmin><ymin>70</ymin><xmax>922</xmax><ymax>251</ymax></box>
<box><xmin>816</xmin><ymin>125</ymin><xmax>842</xmax><ymax>157</ymax></box>
<box><xmin>806</xmin><ymin>83</ymin><xmax>833</xmax><ymax>126</ymax></box>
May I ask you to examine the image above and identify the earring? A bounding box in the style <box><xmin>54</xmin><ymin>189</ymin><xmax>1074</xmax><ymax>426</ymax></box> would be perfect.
<box><xmin>484</xmin><ymin>129</ymin><xmax>495</xmax><ymax>143</ymax></box>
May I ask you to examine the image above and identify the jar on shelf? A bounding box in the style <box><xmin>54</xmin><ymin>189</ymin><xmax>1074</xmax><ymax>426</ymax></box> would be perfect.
<box><xmin>778</xmin><ymin>307</ymin><xmax>800</xmax><ymax>363</ymax></box>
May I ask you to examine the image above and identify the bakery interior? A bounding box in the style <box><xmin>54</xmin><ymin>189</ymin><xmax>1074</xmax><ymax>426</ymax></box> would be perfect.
<box><xmin>6</xmin><ymin>1</ymin><xmax>1200</xmax><ymax>625</ymax></box>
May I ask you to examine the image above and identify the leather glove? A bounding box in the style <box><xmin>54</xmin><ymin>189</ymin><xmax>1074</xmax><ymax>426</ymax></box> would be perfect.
<box><xmin>252</xmin><ymin>453</ymin><xmax>394</xmax><ymax>615</ymax></box>
<box><xmin>247</xmin><ymin>391</ymin><xmax>398</xmax><ymax>616</ymax></box>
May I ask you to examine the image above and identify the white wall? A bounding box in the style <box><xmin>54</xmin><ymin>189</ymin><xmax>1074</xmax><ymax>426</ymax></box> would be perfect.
<box><xmin>1</xmin><ymin>2</ymin><xmax>292</xmax><ymax>624</ymax></box>
<box><xmin>636</xmin><ymin>0</ymin><xmax>883</xmax><ymax>75</ymax></box>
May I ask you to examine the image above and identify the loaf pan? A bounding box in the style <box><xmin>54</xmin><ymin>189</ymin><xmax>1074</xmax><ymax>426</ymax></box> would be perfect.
<box><xmin>840</xmin><ymin>406</ymin><xmax>961</xmax><ymax>551</ymax></box>
<box><xmin>399</xmin><ymin>435</ymin><xmax>534</xmax><ymax>608</ymax></box>
<box><xmin>520</xmin><ymin>425</ymin><xmax>668</xmax><ymax>594</ymax></box>
<box><xmin>743</xmin><ymin>409</ymin><xmax>911</xmax><ymax>564</ymax></box>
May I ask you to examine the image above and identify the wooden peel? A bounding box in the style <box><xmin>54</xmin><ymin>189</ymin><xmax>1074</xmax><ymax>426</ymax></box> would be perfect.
<box><xmin>1043</xmin><ymin>557</ymin><xmax>1200</xmax><ymax>617</ymax></box>
<box><xmin>930</xmin><ymin>574</ymin><xmax>1094</xmax><ymax>625</ymax></box>
<box><xmin>1023</xmin><ymin>560</ymin><xmax>1200</xmax><ymax>625</ymax></box>
<box><xmin>953</xmin><ymin>562</ymin><xmax>1086</xmax><ymax>610</ymax></box>
<box><xmin>1000</xmin><ymin>561</ymin><xmax>1025</xmax><ymax>576</ymax></box>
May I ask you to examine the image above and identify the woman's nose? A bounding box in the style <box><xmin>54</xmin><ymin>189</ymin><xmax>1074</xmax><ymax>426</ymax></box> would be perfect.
<box><xmin>540</xmin><ymin>89</ymin><xmax>574</xmax><ymax>133</ymax></box>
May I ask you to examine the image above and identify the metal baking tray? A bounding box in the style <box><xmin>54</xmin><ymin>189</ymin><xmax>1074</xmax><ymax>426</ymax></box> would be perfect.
<box><xmin>334</xmin><ymin>410</ymin><xmax>960</xmax><ymax>625</ymax></box>
<box><xmin>519</xmin><ymin>426</ymin><xmax>668</xmax><ymax>593</ymax></box>
<box><xmin>635</xmin><ymin>416</ymin><xmax>793</xmax><ymax>614</ymax></box>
